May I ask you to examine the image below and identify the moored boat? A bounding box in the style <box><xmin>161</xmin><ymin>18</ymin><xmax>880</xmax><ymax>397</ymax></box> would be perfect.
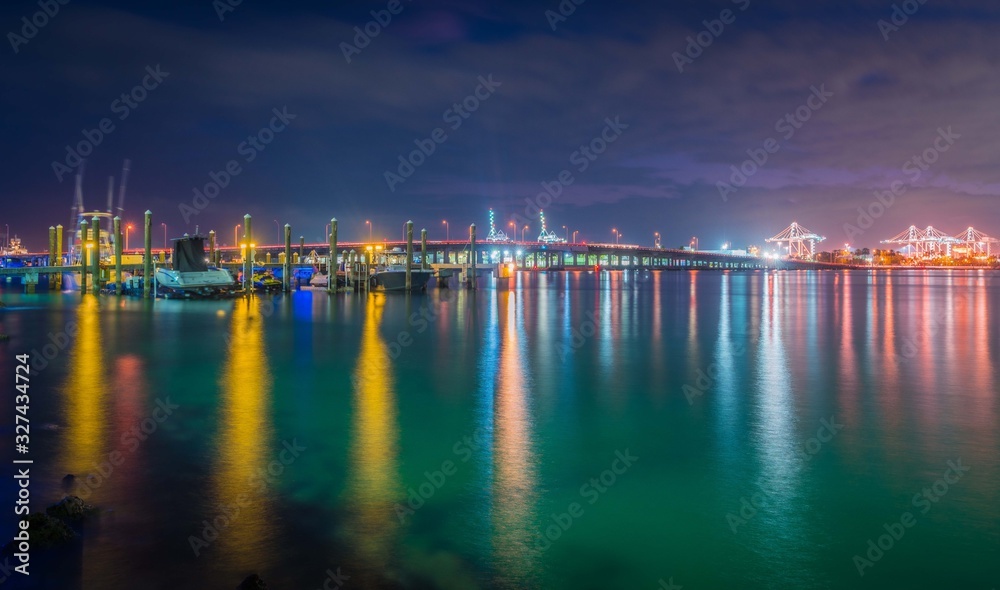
<box><xmin>371</xmin><ymin>265</ymin><xmax>434</xmax><ymax>292</ymax></box>
<box><xmin>154</xmin><ymin>234</ymin><xmax>238</xmax><ymax>298</ymax></box>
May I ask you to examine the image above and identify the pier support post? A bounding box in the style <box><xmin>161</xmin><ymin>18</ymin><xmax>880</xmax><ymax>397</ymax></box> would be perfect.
<box><xmin>348</xmin><ymin>250</ymin><xmax>355</xmax><ymax>291</ymax></box>
<box><xmin>80</xmin><ymin>219</ymin><xmax>89</xmax><ymax>294</ymax></box>
<box><xmin>114</xmin><ymin>216</ymin><xmax>122</xmax><ymax>296</ymax></box>
<box><xmin>421</xmin><ymin>229</ymin><xmax>428</xmax><ymax>270</ymax></box>
<box><xmin>91</xmin><ymin>216</ymin><xmax>101</xmax><ymax>294</ymax></box>
<box><xmin>48</xmin><ymin>226</ymin><xmax>56</xmax><ymax>290</ymax></box>
<box><xmin>283</xmin><ymin>224</ymin><xmax>292</xmax><ymax>293</ymax></box>
<box><xmin>469</xmin><ymin>223</ymin><xmax>476</xmax><ymax>289</ymax></box>
<box><xmin>406</xmin><ymin>220</ymin><xmax>413</xmax><ymax>291</ymax></box>
<box><xmin>328</xmin><ymin>218</ymin><xmax>337</xmax><ymax>294</ymax></box>
<box><xmin>55</xmin><ymin>224</ymin><xmax>63</xmax><ymax>290</ymax></box>
<box><xmin>143</xmin><ymin>211</ymin><xmax>152</xmax><ymax>298</ymax></box>
<box><xmin>362</xmin><ymin>250</ymin><xmax>369</xmax><ymax>294</ymax></box>
<box><xmin>299</xmin><ymin>236</ymin><xmax>305</xmax><ymax>259</ymax></box>
<box><xmin>208</xmin><ymin>230</ymin><xmax>217</xmax><ymax>266</ymax></box>
<box><xmin>243</xmin><ymin>214</ymin><xmax>252</xmax><ymax>295</ymax></box>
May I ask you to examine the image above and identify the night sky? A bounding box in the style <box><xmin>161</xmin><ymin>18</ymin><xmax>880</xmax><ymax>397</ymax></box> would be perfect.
<box><xmin>3</xmin><ymin>0</ymin><xmax>998</xmax><ymax>250</ymax></box>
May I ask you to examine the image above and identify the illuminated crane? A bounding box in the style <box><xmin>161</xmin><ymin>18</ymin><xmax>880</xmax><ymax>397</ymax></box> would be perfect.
<box><xmin>67</xmin><ymin>159</ymin><xmax>130</xmax><ymax>260</ymax></box>
<box><xmin>485</xmin><ymin>208</ymin><xmax>510</xmax><ymax>242</ymax></box>
<box><xmin>954</xmin><ymin>227</ymin><xmax>997</xmax><ymax>257</ymax></box>
<box><xmin>537</xmin><ymin>210</ymin><xmax>566</xmax><ymax>244</ymax></box>
<box><xmin>882</xmin><ymin>225</ymin><xmax>964</xmax><ymax>257</ymax></box>
<box><xmin>765</xmin><ymin>222</ymin><xmax>825</xmax><ymax>258</ymax></box>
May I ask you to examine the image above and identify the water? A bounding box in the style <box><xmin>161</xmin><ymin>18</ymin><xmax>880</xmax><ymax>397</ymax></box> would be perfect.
<box><xmin>1</xmin><ymin>270</ymin><xmax>998</xmax><ymax>589</ymax></box>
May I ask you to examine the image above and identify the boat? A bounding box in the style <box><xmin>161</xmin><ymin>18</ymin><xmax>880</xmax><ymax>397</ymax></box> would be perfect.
<box><xmin>308</xmin><ymin>270</ymin><xmax>347</xmax><ymax>289</ymax></box>
<box><xmin>371</xmin><ymin>264</ymin><xmax>434</xmax><ymax>292</ymax></box>
<box><xmin>252</xmin><ymin>269</ymin><xmax>282</xmax><ymax>293</ymax></box>
<box><xmin>153</xmin><ymin>234</ymin><xmax>238</xmax><ymax>298</ymax></box>
<box><xmin>309</xmin><ymin>271</ymin><xmax>329</xmax><ymax>287</ymax></box>
<box><xmin>2</xmin><ymin>237</ymin><xmax>28</xmax><ymax>256</ymax></box>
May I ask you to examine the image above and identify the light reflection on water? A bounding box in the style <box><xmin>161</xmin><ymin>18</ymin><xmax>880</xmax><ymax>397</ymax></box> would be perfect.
<box><xmin>60</xmin><ymin>295</ymin><xmax>108</xmax><ymax>476</ymax></box>
<box><xmin>346</xmin><ymin>294</ymin><xmax>401</xmax><ymax>584</ymax></box>
<box><xmin>490</xmin><ymin>292</ymin><xmax>538</xmax><ymax>588</ymax></box>
<box><xmin>3</xmin><ymin>270</ymin><xmax>999</xmax><ymax>589</ymax></box>
<box><xmin>210</xmin><ymin>296</ymin><xmax>275</xmax><ymax>571</ymax></box>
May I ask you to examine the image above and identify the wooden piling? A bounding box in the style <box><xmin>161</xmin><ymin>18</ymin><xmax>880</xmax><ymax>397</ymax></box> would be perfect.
<box><xmin>421</xmin><ymin>228</ymin><xmax>428</xmax><ymax>270</ymax></box>
<box><xmin>341</xmin><ymin>249</ymin><xmax>348</xmax><ymax>291</ymax></box>
<box><xmin>283</xmin><ymin>224</ymin><xmax>292</xmax><ymax>293</ymax></box>
<box><xmin>208</xmin><ymin>230</ymin><xmax>217</xmax><ymax>266</ymax></box>
<box><xmin>299</xmin><ymin>236</ymin><xmax>304</xmax><ymax>258</ymax></box>
<box><xmin>91</xmin><ymin>216</ymin><xmax>101</xmax><ymax>295</ymax></box>
<box><xmin>80</xmin><ymin>219</ymin><xmax>89</xmax><ymax>294</ymax></box>
<box><xmin>469</xmin><ymin>223</ymin><xmax>476</xmax><ymax>289</ymax></box>
<box><xmin>243</xmin><ymin>214</ymin><xmax>252</xmax><ymax>295</ymax></box>
<box><xmin>349</xmin><ymin>250</ymin><xmax>356</xmax><ymax>291</ymax></box>
<box><xmin>48</xmin><ymin>226</ymin><xmax>56</xmax><ymax>290</ymax></box>
<box><xmin>143</xmin><ymin>210</ymin><xmax>152</xmax><ymax>298</ymax></box>
<box><xmin>55</xmin><ymin>224</ymin><xmax>63</xmax><ymax>290</ymax></box>
<box><xmin>114</xmin><ymin>216</ymin><xmax>122</xmax><ymax>296</ymax></box>
<box><xmin>406</xmin><ymin>220</ymin><xmax>413</xmax><ymax>291</ymax></box>
<box><xmin>328</xmin><ymin>218</ymin><xmax>337</xmax><ymax>294</ymax></box>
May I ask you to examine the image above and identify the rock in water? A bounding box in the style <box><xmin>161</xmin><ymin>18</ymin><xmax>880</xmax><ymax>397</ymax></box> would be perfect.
<box><xmin>236</xmin><ymin>574</ymin><xmax>268</xmax><ymax>589</ymax></box>
<box><xmin>46</xmin><ymin>495</ymin><xmax>98</xmax><ymax>522</ymax></box>
<box><xmin>24</xmin><ymin>514</ymin><xmax>77</xmax><ymax>549</ymax></box>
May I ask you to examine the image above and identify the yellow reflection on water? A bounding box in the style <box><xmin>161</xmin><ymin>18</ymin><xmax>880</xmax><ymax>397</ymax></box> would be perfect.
<box><xmin>346</xmin><ymin>294</ymin><xmax>400</xmax><ymax>579</ymax></box>
<box><xmin>212</xmin><ymin>297</ymin><xmax>273</xmax><ymax>567</ymax></box>
<box><xmin>61</xmin><ymin>295</ymin><xmax>108</xmax><ymax>475</ymax></box>
<box><xmin>492</xmin><ymin>291</ymin><xmax>537</xmax><ymax>588</ymax></box>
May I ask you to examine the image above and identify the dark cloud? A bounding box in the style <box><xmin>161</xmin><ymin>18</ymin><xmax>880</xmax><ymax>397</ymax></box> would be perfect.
<box><xmin>1</xmin><ymin>0</ymin><xmax>998</xmax><ymax>250</ymax></box>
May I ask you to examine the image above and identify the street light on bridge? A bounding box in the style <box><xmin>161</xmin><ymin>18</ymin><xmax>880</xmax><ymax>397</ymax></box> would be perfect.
<box><xmin>612</xmin><ymin>228</ymin><xmax>619</xmax><ymax>245</ymax></box>
<box><xmin>521</xmin><ymin>225</ymin><xmax>528</xmax><ymax>242</ymax></box>
<box><xmin>442</xmin><ymin>219</ymin><xmax>449</xmax><ymax>241</ymax></box>
<box><xmin>365</xmin><ymin>220</ymin><xmax>372</xmax><ymax>242</ymax></box>
<box><xmin>572</xmin><ymin>230</ymin><xmax>579</xmax><ymax>244</ymax></box>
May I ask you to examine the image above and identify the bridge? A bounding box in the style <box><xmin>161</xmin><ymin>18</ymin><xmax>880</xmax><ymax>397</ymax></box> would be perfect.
<box><xmin>1</xmin><ymin>237</ymin><xmax>845</xmax><ymax>293</ymax></box>
<box><xmin>207</xmin><ymin>238</ymin><xmax>833</xmax><ymax>271</ymax></box>
<box><xmin>0</xmin><ymin>210</ymin><xmax>854</xmax><ymax>294</ymax></box>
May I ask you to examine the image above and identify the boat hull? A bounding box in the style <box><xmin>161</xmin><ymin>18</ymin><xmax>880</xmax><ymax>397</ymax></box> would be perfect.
<box><xmin>308</xmin><ymin>272</ymin><xmax>347</xmax><ymax>289</ymax></box>
<box><xmin>372</xmin><ymin>270</ymin><xmax>434</xmax><ymax>292</ymax></box>
<box><xmin>154</xmin><ymin>268</ymin><xmax>238</xmax><ymax>298</ymax></box>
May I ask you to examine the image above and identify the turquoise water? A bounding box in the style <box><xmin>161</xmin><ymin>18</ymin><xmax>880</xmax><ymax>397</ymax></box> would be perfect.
<box><xmin>1</xmin><ymin>270</ymin><xmax>998</xmax><ymax>589</ymax></box>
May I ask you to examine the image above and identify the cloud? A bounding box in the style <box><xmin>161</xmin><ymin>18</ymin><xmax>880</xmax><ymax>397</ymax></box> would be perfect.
<box><xmin>3</xmin><ymin>1</ymin><xmax>1000</xmax><ymax>247</ymax></box>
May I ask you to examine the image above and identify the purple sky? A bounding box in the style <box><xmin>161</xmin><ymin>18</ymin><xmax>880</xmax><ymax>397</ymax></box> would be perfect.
<box><xmin>2</xmin><ymin>0</ymin><xmax>999</xmax><ymax>250</ymax></box>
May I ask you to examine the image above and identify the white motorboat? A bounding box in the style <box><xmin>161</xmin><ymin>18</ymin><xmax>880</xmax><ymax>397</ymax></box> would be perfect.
<box><xmin>154</xmin><ymin>234</ymin><xmax>237</xmax><ymax>298</ymax></box>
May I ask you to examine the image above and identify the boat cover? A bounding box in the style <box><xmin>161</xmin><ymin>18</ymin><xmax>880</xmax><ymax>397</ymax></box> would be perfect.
<box><xmin>173</xmin><ymin>237</ymin><xmax>208</xmax><ymax>272</ymax></box>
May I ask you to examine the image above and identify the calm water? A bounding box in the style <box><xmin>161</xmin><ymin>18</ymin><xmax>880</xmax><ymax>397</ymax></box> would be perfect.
<box><xmin>1</xmin><ymin>270</ymin><xmax>998</xmax><ymax>589</ymax></box>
